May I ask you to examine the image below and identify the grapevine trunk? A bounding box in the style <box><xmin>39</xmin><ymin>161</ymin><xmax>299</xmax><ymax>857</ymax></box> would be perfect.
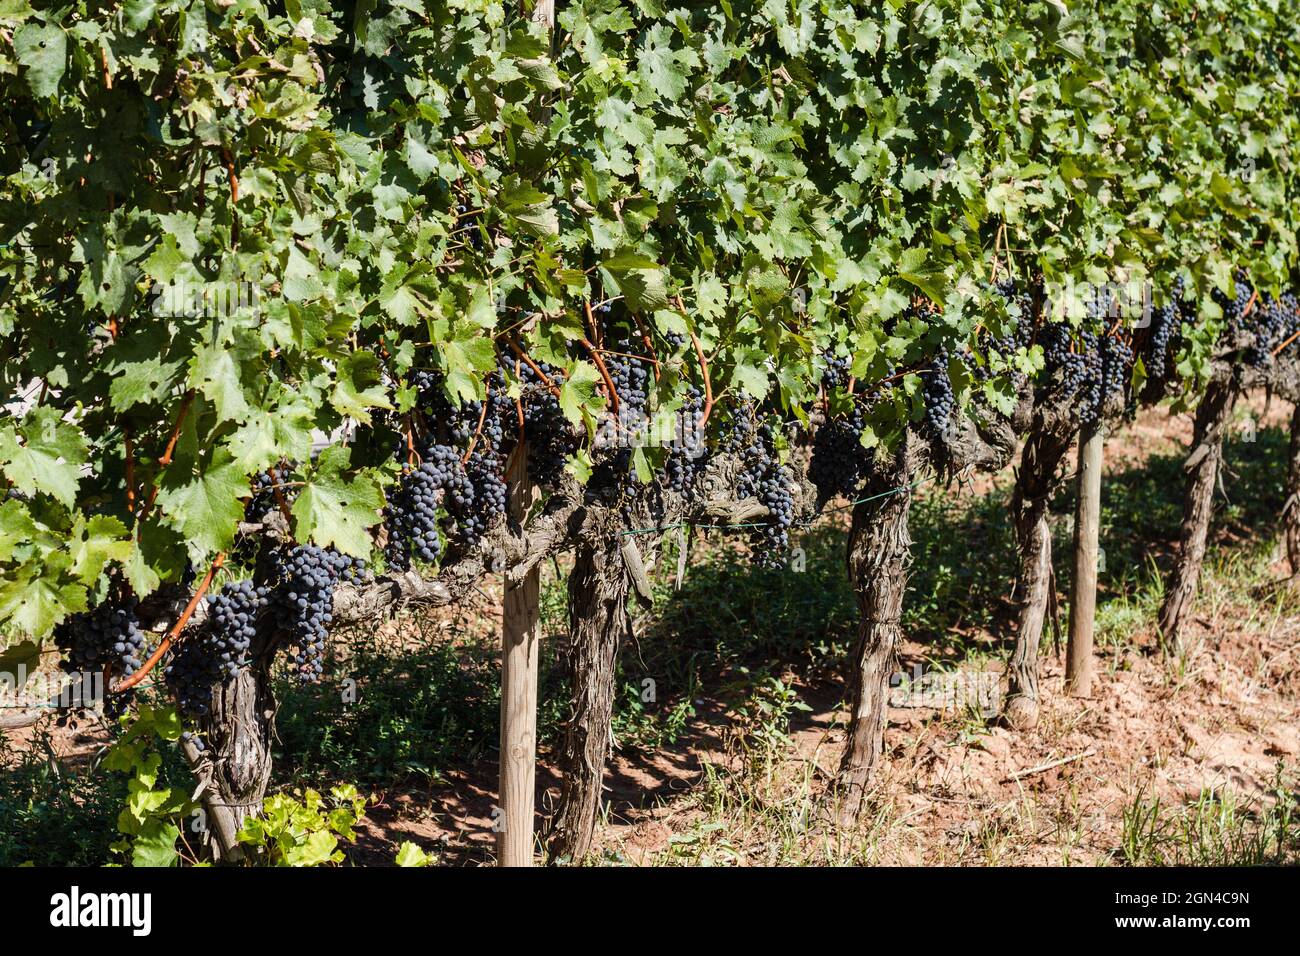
<box><xmin>546</xmin><ymin>537</ymin><xmax>630</xmax><ymax>863</ymax></box>
<box><xmin>1003</xmin><ymin>417</ymin><xmax>1076</xmax><ymax>729</ymax></box>
<box><xmin>1158</xmin><ymin>376</ymin><xmax>1239</xmax><ymax>651</ymax></box>
<box><xmin>836</xmin><ymin>440</ymin><xmax>915</xmax><ymax>825</ymax></box>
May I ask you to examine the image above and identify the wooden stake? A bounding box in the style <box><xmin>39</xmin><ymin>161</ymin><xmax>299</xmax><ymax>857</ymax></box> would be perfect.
<box><xmin>1066</xmin><ymin>422</ymin><xmax>1103</xmax><ymax>697</ymax></box>
<box><xmin>498</xmin><ymin>442</ymin><xmax>540</xmax><ymax>866</ymax></box>
<box><xmin>494</xmin><ymin>0</ymin><xmax>552</xmax><ymax>870</ymax></box>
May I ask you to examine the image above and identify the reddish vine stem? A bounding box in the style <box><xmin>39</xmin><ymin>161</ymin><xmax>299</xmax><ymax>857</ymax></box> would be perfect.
<box><xmin>221</xmin><ymin>148</ymin><xmax>239</xmax><ymax>245</ymax></box>
<box><xmin>580</xmin><ymin>337</ymin><xmax>620</xmax><ymax>415</ymax></box>
<box><xmin>583</xmin><ymin>299</ymin><xmax>601</xmax><ymax>348</ymax></box>
<box><xmin>136</xmin><ymin>389</ymin><xmax>196</xmax><ymax>528</ymax></box>
<box><xmin>461</xmin><ymin>398</ymin><xmax>490</xmax><ymax>463</ymax></box>
<box><xmin>111</xmin><ymin>552</ymin><xmax>226</xmax><ymax>695</ymax></box>
<box><xmin>673</xmin><ymin>296</ymin><xmax>715</xmax><ymax>426</ymax></box>
<box><xmin>989</xmin><ymin>221</ymin><xmax>1006</xmax><ymax>282</ymax></box>
<box><xmin>124</xmin><ymin>431</ymin><xmax>136</xmax><ymax>515</ymax></box>
<box><xmin>1242</xmin><ymin>289</ymin><xmax>1259</xmax><ymax>318</ymax></box>
<box><xmin>505</xmin><ymin>333</ymin><xmax>563</xmax><ymax>397</ymax></box>
<box><xmin>630</xmin><ymin>312</ymin><xmax>662</xmax><ymax>381</ymax></box>
<box><xmin>403</xmin><ymin>418</ymin><xmax>419</xmax><ymax>466</ymax></box>
<box><xmin>268</xmin><ymin>465</ymin><xmax>293</xmax><ymax>524</ymax></box>
<box><xmin>1272</xmin><ymin>328</ymin><xmax>1300</xmax><ymax>357</ymax></box>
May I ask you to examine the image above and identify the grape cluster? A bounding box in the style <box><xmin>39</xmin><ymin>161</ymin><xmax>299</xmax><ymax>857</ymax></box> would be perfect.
<box><xmin>979</xmin><ymin>279</ymin><xmax>1036</xmax><ymax>386</ymax></box>
<box><xmin>810</xmin><ymin>401</ymin><xmax>873</xmax><ymax>502</ymax></box>
<box><xmin>1145</xmin><ymin>279</ymin><xmax>1188</xmax><ymax>385</ymax></box>
<box><xmin>1040</xmin><ymin>318</ymin><xmax>1134</xmax><ymax>424</ymax></box>
<box><xmin>384</xmin><ymin>443</ymin><xmax>459</xmax><ymax>569</ymax></box>
<box><xmin>515</xmin><ymin>357</ymin><xmax>574</xmax><ymax>487</ymax></box>
<box><xmin>604</xmin><ymin>336</ymin><xmax>651</xmax><ymax>422</ymax></box>
<box><xmin>204</xmin><ymin>580</ymin><xmax>269</xmax><ymax>679</ymax></box>
<box><xmin>1098</xmin><ymin>335</ymin><xmax>1134</xmax><ymax>420</ymax></box>
<box><xmin>662</xmin><ymin>385</ymin><xmax>707</xmax><ymax>494</ymax></box>
<box><xmin>1040</xmin><ymin>324</ymin><xmax>1086</xmax><ymax>396</ymax></box>
<box><xmin>54</xmin><ymin>597</ymin><xmax>148</xmax><ymax>701</ymax></box>
<box><xmin>821</xmin><ymin>350</ymin><xmax>851</xmax><ymax>391</ymax></box>
<box><xmin>245</xmin><ymin>467</ymin><xmax>296</xmax><ymax>523</ymax></box>
<box><xmin>165</xmin><ymin>579</ymin><xmax>268</xmax><ymax>717</ymax></box>
<box><xmin>1218</xmin><ymin>274</ymin><xmax>1300</xmax><ymax>368</ymax></box>
<box><xmin>452</xmin><ymin>451</ymin><xmax>507</xmax><ymax>544</ymax></box>
<box><xmin>922</xmin><ymin>350</ymin><xmax>956</xmax><ymax>438</ymax></box>
<box><xmin>729</xmin><ymin>412</ymin><xmax>796</xmax><ymax>567</ymax></box>
<box><xmin>268</xmin><ymin>545</ymin><xmax>365</xmax><ymax>684</ymax></box>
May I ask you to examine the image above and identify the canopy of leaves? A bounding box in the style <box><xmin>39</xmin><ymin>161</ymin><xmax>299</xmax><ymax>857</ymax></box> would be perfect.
<box><xmin>0</xmin><ymin>0</ymin><xmax>1296</xmax><ymax>641</ymax></box>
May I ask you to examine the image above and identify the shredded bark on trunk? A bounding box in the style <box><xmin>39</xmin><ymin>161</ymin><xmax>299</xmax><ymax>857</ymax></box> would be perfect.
<box><xmin>1157</xmin><ymin>376</ymin><xmax>1238</xmax><ymax>652</ymax></box>
<box><xmin>835</xmin><ymin>436</ymin><xmax>918</xmax><ymax>825</ymax></box>
<box><xmin>1003</xmin><ymin>414</ymin><xmax>1076</xmax><ymax>729</ymax></box>
<box><xmin>545</xmin><ymin>536</ymin><xmax>631</xmax><ymax>863</ymax></box>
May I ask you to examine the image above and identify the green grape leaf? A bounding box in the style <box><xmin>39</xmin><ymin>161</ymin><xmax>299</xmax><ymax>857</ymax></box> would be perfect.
<box><xmin>291</xmin><ymin>446</ymin><xmax>382</xmax><ymax>558</ymax></box>
<box><xmin>0</xmin><ymin>407</ymin><xmax>89</xmax><ymax>508</ymax></box>
<box><xmin>13</xmin><ymin>22</ymin><xmax>66</xmax><ymax>98</ymax></box>
<box><xmin>154</xmin><ymin>450</ymin><xmax>250</xmax><ymax>555</ymax></box>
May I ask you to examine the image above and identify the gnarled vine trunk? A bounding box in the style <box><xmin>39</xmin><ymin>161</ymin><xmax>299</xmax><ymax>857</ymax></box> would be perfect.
<box><xmin>181</xmin><ymin>656</ymin><xmax>276</xmax><ymax>863</ymax></box>
<box><xmin>545</xmin><ymin>537</ymin><xmax>630</xmax><ymax>863</ymax></box>
<box><xmin>835</xmin><ymin>440</ymin><xmax>915</xmax><ymax>825</ymax></box>
<box><xmin>1157</xmin><ymin>376</ymin><xmax>1238</xmax><ymax>652</ymax></box>
<box><xmin>1003</xmin><ymin>418</ymin><xmax>1076</xmax><ymax>729</ymax></box>
<box><xmin>1286</xmin><ymin>403</ymin><xmax>1300</xmax><ymax>575</ymax></box>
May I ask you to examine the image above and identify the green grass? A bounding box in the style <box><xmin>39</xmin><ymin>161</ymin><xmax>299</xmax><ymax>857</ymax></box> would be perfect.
<box><xmin>1120</xmin><ymin>768</ymin><xmax>1300</xmax><ymax>866</ymax></box>
<box><xmin>0</xmin><ymin>729</ymin><xmax>124</xmax><ymax>867</ymax></box>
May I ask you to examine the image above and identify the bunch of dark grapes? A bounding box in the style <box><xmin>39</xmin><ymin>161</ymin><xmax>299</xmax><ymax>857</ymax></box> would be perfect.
<box><xmin>810</xmin><ymin>402</ymin><xmax>873</xmax><ymax>502</ymax></box>
<box><xmin>54</xmin><ymin>596</ymin><xmax>147</xmax><ymax>714</ymax></box>
<box><xmin>450</xmin><ymin>451</ymin><xmax>507</xmax><ymax>545</ymax></box>
<box><xmin>604</xmin><ymin>335</ymin><xmax>651</xmax><ymax>423</ymax></box>
<box><xmin>729</xmin><ymin>413</ymin><xmax>796</xmax><ymax>567</ymax></box>
<box><xmin>1039</xmin><ymin>324</ymin><xmax>1087</xmax><ymax>398</ymax></box>
<box><xmin>203</xmin><ymin>579</ymin><xmax>269</xmax><ymax>680</ymax></box>
<box><xmin>268</xmin><ymin>545</ymin><xmax>365</xmax><ymax>684</ymax></box>
<box><xmin>516</xmin><ymin>357</ymin><xmax>574</xmax><ymax>487</ymax></box>
<box><xmin>1247</xmin><ymin>294</ymin><xmax>1298</xmax><ymax>367</ymax></box>
<box><xmin>1145</xmin><ymin>278</ymin><xmax>1188</xmax><ymax>385</ymax></box>
<box><xmin>1097</xmin><ymin>335</ymin><xmax>1134</xmax><ymax>420</ymax></box>
<box><xmin>165</xmin><ymin>638</ymin><xmax>218</xmax><ymax>720</ymax></box>
<box><xmin>384</xmin><ymin>443</ymin><xmax>459</xmax><ymax>570</ymax></box>
<box><xmin>1066</xmin><ymin>329</ymin><xmax>1105</xmax><ymax>423</ymax></box>
<box><xmin>417</xmin><ymin>368</ymin><xmax>509</xmax><ymax>453</ymax></box>
<box><xmin>1214</xmin><ymin>272</ymin><xmax>1255</xmax><ymax>341</ymax></box>
<box><xmin>921</xmin><ymin>350</ymin><xmax>957</xmax><ymax>438</ymax></box>
<box><xmin>662</xmin><ymin>385</ymin><xmax>707</xmax><ymax>494</ymax></box>
<box><xmin>662</xmin><ymin>330</ymin><xmax>687</xmax><ymax>353</ymax></box>
<box><xmin>1209</xmin><ymin>273</ymin><xmax>1300</xmax><ymax>369</ymax></box>
<box><xmin>54</xmin><ymin>597</ymin><xmax>147</xmax><ymax>681</ymax></box>
<box><xmin>165</xmin><ymin>579</ymin><xmax>270</xmax><ymax>720</ymax></box>
<box><xmin>1276</xmin><ymin>292</ymin><xmax>1300</xmax><ymax>357</ymax></box>
<box><xmin>821</xmin><ymin>351</ymin><xmax>851</xmax><ymax>391</ymax></box>
<box><xmin>246</xmin><ymin>471</ymin><xmax>279</xmax><ymax>523</ymax></box>
<box><xmin>975</xmin><ymin>280</ymin><xmax>1036</xmax><ymax>386</ymax></box>
<box><xmin>245</xmin><ymin>466</ymin><xmax>298</xmax><ymax>523</ymax></box>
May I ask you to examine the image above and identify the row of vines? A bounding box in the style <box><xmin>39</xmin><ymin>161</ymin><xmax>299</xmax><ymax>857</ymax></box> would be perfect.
<box><xmin>1</xmin><ymin>0</ymin><xmax>1299</xmax><ymax>864</ymax></box>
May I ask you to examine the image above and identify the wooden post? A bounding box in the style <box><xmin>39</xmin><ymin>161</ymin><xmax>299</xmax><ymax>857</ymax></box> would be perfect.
<box><xmin>499</xmin><ymin>443</ymin><xmax>540</xmax><ymax>866</ymax></box>
<box><xmin>495</xmin><ymin>0</ymin><xmax>554</xmax><ymax>869</ymax></box>
<box><xmin>1065</xmin><ymin>422</ymin><xmax>1102</xmax><ymax>697</ymax></box>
